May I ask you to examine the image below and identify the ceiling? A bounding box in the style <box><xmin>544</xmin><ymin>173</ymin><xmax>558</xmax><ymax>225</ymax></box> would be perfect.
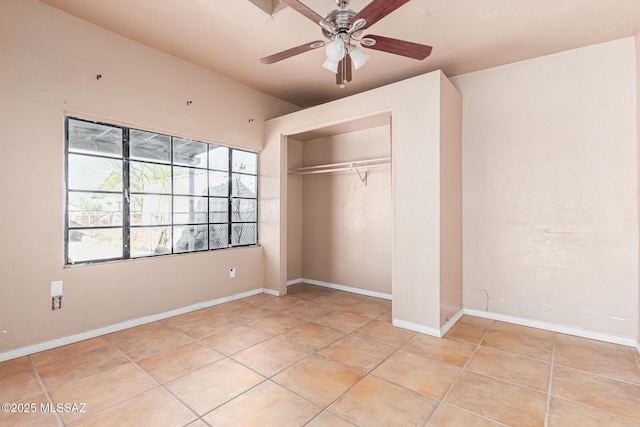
<box><xmin>39</xmin><ymin>0</ymin><xmax>640</xmax><ymax>108</ymax></box>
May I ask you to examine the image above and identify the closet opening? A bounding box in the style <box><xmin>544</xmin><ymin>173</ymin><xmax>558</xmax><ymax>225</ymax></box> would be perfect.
<box><xmin>285</xmin><ymin>112</ymin><xmax>392</xmax><ymax>300</ymax></box>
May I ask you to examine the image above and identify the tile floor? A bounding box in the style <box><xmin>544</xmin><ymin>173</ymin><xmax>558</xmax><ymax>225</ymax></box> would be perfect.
<box><xmin>1</xmin><ymin>283</ymin><xmax>640</xmax><ymax>426</ymax></box>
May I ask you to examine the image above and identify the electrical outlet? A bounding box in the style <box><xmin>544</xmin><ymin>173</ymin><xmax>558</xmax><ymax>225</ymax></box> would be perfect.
<box><xmin>230</xmin><ymin>268</ymin><xmax>236</xmax><ymax>278</ymax></box>
<box><xmin>52</xmin><ymin>296</ymin><xmax>62</xmax><ymax>310</ymax></box>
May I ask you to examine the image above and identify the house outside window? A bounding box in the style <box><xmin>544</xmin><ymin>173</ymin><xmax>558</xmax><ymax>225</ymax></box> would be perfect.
<box><xmin>65</xmin><ymin>117</ymin><xmax>258</xmax><ymax>265</ymax></box>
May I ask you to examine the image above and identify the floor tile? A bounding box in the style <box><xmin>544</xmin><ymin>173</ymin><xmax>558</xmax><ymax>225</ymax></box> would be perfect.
<box><xmin>319</xmin><ymin>334</ymin><xmax>396</xmax><ymax>372</ymax></box>
<box><xmin>551</xmin><ymin>365</ymin><xmax>640</xmax><ymax>420</ymax></box>
<box><xmin>314</xmin><ymin>311</ymin><xmax>372</xmax><ymax>333</ymax></box>
<box><xmin>554</xmin><ymin>336</ymin><xmax>640</xmax><ymax>384</ymax></box>
<box><xmin>0</xmin><ymin>369</ymin><xmax>43</xmax><ymax>403</ymax></box>
<box><xmin>373</xmin><ymin>350</ymin><xmax>460</xmax><ymax>399</ymax></box>
<box><xmin>104</xmin><ymin>321</ymin><xmax>168</xmax><ymax>345</ymax></box>
<box><xmin>137</xmin><ymin>342</ymin><xmax>223</xmax><ymax>384</ymax></box>
<box><xmin>273</xmin><ymin>354</ymin><xmax>364</xmax><ymax>406</ymax></box>
<box><xmin>200</xmin><ymin>325</ymin><xmax>272</xmax><ymax>355</ymax></box>
<box><xmin>342</xmin><ymin>298</ymin><xmax>390</xmax><ymax>319</ymax></box>
<box><xmin>244</xmin><ymin>294</ymin><xmax>304</xmax><ymax>312</ymax></box>
<box><xmin>168</xmin><ymin>313</ymin><xmax>237</xmax><ymax>340</ymax></box>
<box><xmin>210</xmin><ymin>302</ymin><xmax>272</xmax><ymax>323</ymax></box>
<box><xmin>230</xmin><ymin>337</ymin><xmax>311</xmax><ymax>377</ymax></box>
<box><xmin>330</xmin><ymin>375</ymin><xmax>438</xmax><ymax>427</ymax></box>
<box><xmin>29</xmin><ymin>337</ymin><xmax>110</xmax><ymax>366</ymax></box>
<box><xmin>185</xmin><ymin>420</ymin><xmax>209</xmax><ymax>427</ymax></box>
<box><xmin>306</xmin><ymin>411</ymin><xmax>356</xmax><ymax>427</ymax></box>
<box><xmin>203</xmin><ymin>380</ymin><xmax>320</xmax><ymax>426</ymax></box>
<box><xmin>281</xmin><ymin>322</ymin><xmax>345</xmax><ymax>351</ymax></box>
<box><xmin>286</xmin><ymin>283</ymin><xmax>335</xmax><ymax>301</ymax></box>
<box><xmin>458</xmin><ymin>315</ymin><xmax>494</xmax><ymax>329</ymax></box>
<box><xmin>72</xmin><ymin>387</ymin><xmax>196</xmax><ymax>427</ymax></box>
<box><xmin>0</xmin><ymin>357</ymin><xmax>31</xmax><ymax>378</ymax></box>
<box><xmin>377</xmin><ymin>311</ymin><xmax>392</xmax><ymax>322</ymax></box>
<box><xmin>0</xmin><ymin>393</ymin><xmax>59</xmax><ymax>427</ymax></box>
<box><xmin>446</xmin><ymin>321</ymin><xmax>488</xmax><ymax>344</ymax></box>
<box><xmin>491</xmin><ymin>321</ymin><xmax>555</xmax><ymax>340</ymax></box>
<box><xmin>247</xmin><ymin>313</ymin><xmax>310</xmax><ymax>335</ymax></box>
<box><xmin>165</xmin><ymin>358</ymin><xmax>265</xmax><ymax>416</ymax></box>
<box><xmin>481</xmin><ymin>329</ymin><xmax>553</xmax><ymax>361</ymax></box>
<box><xmin>547</xmin><ymin>396</ymin><xmax>640</xmax><ymax>427</ymax></box>
<box><xmin>36</xmin><ymin>345</ymin><xmax>128</xmax><ymax>390</ymax></box>
<box><xmin>467</xmin><ymin>346</ymin><xmax>551</xmax><ymax>391</ymax></box>
<box><xmin>353</xmin><ymin>320</ymin><xmax>416</xmax><ymax>348</ymax></box>
<box><xmin>314</xmin><ymin>291</ymin><xmax>367</xmax><ymax>310</ymax></box>
<box><xmin>446</xmin><ymin>371</ymin><xmax>547</xmax><ymax>427</ymax></box>
<box><xmin>280</xmin><ymin>301</ymin><xmax>335</xmax><ymax>321</ymax></box>
<box><xmin>402</xmin><ymin>334</ymin><xmax>476</xmax><ymax>367</ymax></box>
<box><xmin>49</xmin><ymin>363</ymin><xmax>156</xmax><ymax>424</ymax></box>
<box><xmin>114</xmin><ymin>326</ymin><xmax>193</xmax><ymax>361</ymax></box>
<box><xmin>427</xmin><ymin>403</ymin><xmax>503</xmax><ymax>426</ymax></box>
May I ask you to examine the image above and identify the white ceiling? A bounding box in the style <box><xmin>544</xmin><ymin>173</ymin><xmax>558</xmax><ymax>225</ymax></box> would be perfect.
<box><xmin>39</xmin><ymin>0</ymin><xmax>640</xmax><ymax>108</ymax></box>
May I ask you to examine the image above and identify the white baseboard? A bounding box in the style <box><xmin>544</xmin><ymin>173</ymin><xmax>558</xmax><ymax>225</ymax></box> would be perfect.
<box><xmin>636</xmin><ymin>340</ymin><xmax>640</xmax><ymax>355</ymax></box>
<box><xmin>287</xmin><ymin>277</ymin><xmax>392</xmax><ymax>300</ymax></box>
<box><xmin>0</xmin><ymin>287</ymin><xmax>269</xmax><ymax>363</ymax></box>
<box><xmin>262</xmin><ymin>288</ymin><xmax>281</xmax><ymax>297</ymax></box>
<box><xmin>464</xmin><ymin>308</ymin><xmax>639</xmax><ymax>349</ymax></box>
<box><xmin>393</xmin><ymin>309</ymin><xmax>464</xmax><ymax>338</ymax></box>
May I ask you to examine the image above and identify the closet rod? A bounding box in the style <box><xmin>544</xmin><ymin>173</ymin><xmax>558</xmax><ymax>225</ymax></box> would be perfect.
<box><xmin>288</xmin><ymin>157</ymin><xmax>390</xmax><ymax>175</ymax></box>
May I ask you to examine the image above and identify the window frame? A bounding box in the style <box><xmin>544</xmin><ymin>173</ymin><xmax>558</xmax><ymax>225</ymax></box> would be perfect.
<box><xmin>64</xmin><ymin>116</ymin><xmax>259</xmax><ymax>266</ymax></box>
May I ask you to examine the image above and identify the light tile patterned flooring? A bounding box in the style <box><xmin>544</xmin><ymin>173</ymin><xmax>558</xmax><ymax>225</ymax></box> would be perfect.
<box><xmin>1</xmin><ymin>283</ymin><xmax>640</xmax><ymax>426</ymax></box>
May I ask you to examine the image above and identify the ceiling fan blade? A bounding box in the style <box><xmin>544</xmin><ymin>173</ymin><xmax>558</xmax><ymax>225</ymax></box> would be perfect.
<box><xmin>279</xmin><ymin>0</ymin><xmax>335</xmax><ymax>30</ymax></box>
<box><xmin>336</xmin><ymin>55</ymin><xmax>352</xmax><ymax>85</ymax></box>
<box><xmin>260</xmin><ymin>40</ymin><xmax>325</xmax><ymax>64</ymax></box>
<box><xmin>352</xmin><ymin>0</ymin><xmax>411</xmax><ymax>30</ymax></box>
<box><xmin>361</xmin><ymin>35</ymin><xmax>432</xmax><ymax>60</ymax></box>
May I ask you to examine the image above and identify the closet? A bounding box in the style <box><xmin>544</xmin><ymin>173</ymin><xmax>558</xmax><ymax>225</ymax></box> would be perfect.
<box><xmin>286</xmin><ymin>113</ymin><xmax>392</xmax><ymax>297</ymax></box>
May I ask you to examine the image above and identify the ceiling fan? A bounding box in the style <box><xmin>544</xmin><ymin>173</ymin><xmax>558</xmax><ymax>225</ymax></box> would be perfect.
<box><xmin>260</xmin><ymin>0</ymin><xmax>433</xmax><ymax>87</ymax></box>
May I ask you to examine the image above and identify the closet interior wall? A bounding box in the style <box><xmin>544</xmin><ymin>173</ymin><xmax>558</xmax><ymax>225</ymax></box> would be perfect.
<box><xmin>287</xmin><ymin>125</ymin><xmax>392</xmax><ymax>296</ymax></box>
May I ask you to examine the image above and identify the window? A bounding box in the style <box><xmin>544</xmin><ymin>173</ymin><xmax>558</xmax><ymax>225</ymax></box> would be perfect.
<box><xmin>65</xmin><ymin>117</ymin><xmax>258</xmax><ymax>265</ymax></box>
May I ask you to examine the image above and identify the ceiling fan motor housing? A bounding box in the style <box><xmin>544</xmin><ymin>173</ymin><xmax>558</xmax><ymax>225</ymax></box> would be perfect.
<box><xmin>322</xmin><ymin>8</ymin><xmax>357</xmax><ymax>39</ymax></box>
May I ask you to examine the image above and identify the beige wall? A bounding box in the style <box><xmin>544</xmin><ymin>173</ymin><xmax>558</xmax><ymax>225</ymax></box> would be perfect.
<box><xmin>439</xmin><ymin>74</ymin><xmax>464</xmax><ymax>325</ymax></box>
<box><xmin>452</xmin><ymin>38</ymin><xmax>638</xmax><ymax>338</ymax></box>
<box><xmin>0</xmin><ymin>0</ymin><xmax>297</xmax><ymax>353</ymax></box>
<box><xmin>264</xmin><ymin>71</ymin><xmax>463</xmax><ymax>333</ymax></box>
<box><xmin>286</xmin><ymin>139</ymin><xmax>304</xmax><ymax>280</ymax></box>
<box><xmin>636</xmin><ymin>34</ymin><xmax>640</xmax><ymax>344</ymax></box>
<box><xmin>297</xmin><ymin>126</ymin><xmax>392</xmax><ymax>294</ymax></box>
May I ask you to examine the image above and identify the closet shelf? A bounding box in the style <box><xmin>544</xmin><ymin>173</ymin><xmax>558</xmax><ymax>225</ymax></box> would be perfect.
<box><xmin>288</xmin><ymin>157</ymin><xmax>391</xmax><ymax>175</ymax></box>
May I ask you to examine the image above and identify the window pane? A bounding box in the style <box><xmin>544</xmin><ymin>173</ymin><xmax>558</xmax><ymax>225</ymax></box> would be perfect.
<box><xmin>68</xmin><ymin>192</ymin><xmax>123</xmax><ymax>227</ymax></box>
<box><xmin>209</xmin><ymin>145</ymin><xmax>229</xmax><ymax>171</ymax></box>
<box><xmin>231</xmin><ymin>223</ymin><xmax>257</xmax><ymax>246</ymax></box>
<box><xmin>209</xmin><ymin>171</ymin><xmax>228</xmax><ymax>197</ymax></box>
<box><xmin>67</xmin><ymin>228</ymin><xmax>123</xmax><ymax>263</ymax></box>
<box><xmin>130</xmin><ymin>162</ymin><xmax>171</xmax><ymax>194</ymax></box>
<box><xmin>209</xmin><ymin>224</ymin><xmax>228</xmax><ymax>249</ymax></box>
<box><xmin>173</xmin><ymin>196</ymin><xmax>207</xmax><ymax>224</ymax></box>
<box><xmin>68</xmin><ymin>119</ymin><xmax>122</xmax><ymax>158</ymax></box>
<box><xmin>232</xmin><ymin>150</ymin><xmax>257</xmax><ymax>174</ymax></box>
<box><xmin>232</xmin><ymin>199</ymin><xmax>257</xmax><ymax>222</ymax></box>
<box><xmin>231</xmin><ymin>174</ymin><xmax>256</xmax><ymax>198</ymax></box>
<box><xmin>173</xmin><ymin>166</ymin><xmax>208</xmax><ymax>195</ymax></box>
<box><xmin>68</xmin><ymin>154</ymin><xmax>122</xmax><ymax>191</ymax></box>
<box><xmin>130</xmin><ymin>195</ymin><xmax>171</xmax><ymax>225</ymax></box>
<box><xmin>130</xmin><ymin>130</ymin><xmax>171</xmax><ymax>163</ymax></box>
<box><xmin>209</xmin><ymin>198</ymin><xmax>228</xmax><ymax>223</ymax></box>
<box><xmin>131</xmin><ymin>226</ymin><xmax>171</xmax><ymax>257</ymax></box>
<box><xmin>173</xmin><ymin>138</ymin><xmax>208</xmax><ymax>167</ymax></box>
<box><xmin>173</xmin><ymin>225</ymin><xmax>208</xmax><ymax>253</ymax></box>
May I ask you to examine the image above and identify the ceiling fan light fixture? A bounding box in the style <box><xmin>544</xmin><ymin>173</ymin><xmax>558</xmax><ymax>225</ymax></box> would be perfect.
<box><xmin>349</xmin><ymin>45</ymin><xmax>369</xmax><ymax>70</ymax></box>
<box><xmin>322</xmin><ymin>58</ymin><xmax>340</xmax><ymax>73</ymax></box>
<box><xmin>325</xmin><ymin>38</ymin><xmax>345</xmax><ymax>61</ymax></box>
